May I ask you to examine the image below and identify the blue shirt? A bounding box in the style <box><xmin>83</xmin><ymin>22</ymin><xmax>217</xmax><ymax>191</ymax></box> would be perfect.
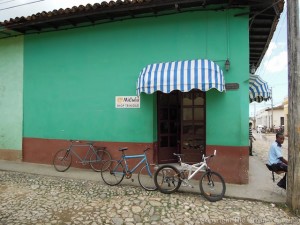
<box><xmin>268</xmin><ymin>141</ymin><xmax>283</xmax><ymax>165</ymax></box>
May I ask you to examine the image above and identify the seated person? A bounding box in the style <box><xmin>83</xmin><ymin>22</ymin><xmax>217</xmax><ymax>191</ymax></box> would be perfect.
<box><xmin>267</xmin><ymin>132</ymin><xmax>288</xmax><ymax>189</ymax></box>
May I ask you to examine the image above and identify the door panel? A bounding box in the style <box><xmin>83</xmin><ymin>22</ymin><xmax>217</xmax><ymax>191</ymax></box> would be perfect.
<box><xmin>181</xmin><ymin>90</ymin><xmax>205</xmax><ymax>163</ymax></box>
<box><xmin>157</xmin><ymin>92</ymin><xmax>180</xmax><ymax>163</ymax></box>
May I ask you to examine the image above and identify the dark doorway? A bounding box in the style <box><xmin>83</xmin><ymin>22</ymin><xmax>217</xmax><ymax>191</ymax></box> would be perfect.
<box><xmin>157</xmin><ymin>90</ymin><xmax>206</xmax><ymax>164</ymax></box>
<box><xmin>280</xmin><ymin>117</ymin><xmax>284</xmax><ymax>126</ymax></box>
<box><xmin>157</xmin><ymin>91</ymin><xmax>181</xmax><ymax>163</ymax></box>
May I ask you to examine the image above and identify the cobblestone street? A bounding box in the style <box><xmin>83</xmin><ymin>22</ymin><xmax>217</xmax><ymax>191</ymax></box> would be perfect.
<box><xmin>0</xmin><ymin>132</ymin><xmax>299</xmax><ymax>225</ymax></box>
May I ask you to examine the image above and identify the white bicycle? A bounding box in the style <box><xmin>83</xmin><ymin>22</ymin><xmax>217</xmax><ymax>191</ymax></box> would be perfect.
<box><xmin>154</xmin><ymin>150</ymin><xmax>226</xmax><ymax>202</ymax></box>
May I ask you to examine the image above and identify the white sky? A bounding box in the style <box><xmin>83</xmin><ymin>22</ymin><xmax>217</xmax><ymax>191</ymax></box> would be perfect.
<box><xmin>0</xmin><ymin>0</ymin><xmax>104</xmax><ymax>21</ymax></box>
<box><xmin>0</xmin><ymin>0</ymin><xmax>289</xmax><ymax>115</ymax></box>
<box><xmin>249</xmin><ymin>4</ymin><xmax>288</xmax><ymax>117</ymax></box>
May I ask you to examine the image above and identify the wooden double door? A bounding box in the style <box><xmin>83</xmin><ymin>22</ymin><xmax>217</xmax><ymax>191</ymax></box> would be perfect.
<box><xmin>157</xmin><ymin>90</ymin><xmax>206</xmax><ymax>164</ymax></box>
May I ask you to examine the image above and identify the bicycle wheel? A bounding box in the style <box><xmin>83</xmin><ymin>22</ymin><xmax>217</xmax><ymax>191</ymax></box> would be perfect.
<box><xmin>101</xmin><ymin>160</ymin><xmax>125</xmax><ymax>186</ymax></box>
<box><xmin>199</xmin><ymin>171</ymin><xmax>226</xmax><ymax>202</ymax></box>
<box><xmin>154</xmin><ymin>165</ymin><xmax>182</xmax><ymax>194</ymax></box>
<box><xmin>53</xmin><ymin>149</ymin><xmax>72</xmax><ymax>172</ymax></box>
<box><xmin>89</xmin><ymin>149</ymin><xmax>112</xmax><ymax>172</ymax></box>
<box><xmin>138</xmin><ymin>164</ymin><xmax>158</xmax><ymax>191</ymax></box>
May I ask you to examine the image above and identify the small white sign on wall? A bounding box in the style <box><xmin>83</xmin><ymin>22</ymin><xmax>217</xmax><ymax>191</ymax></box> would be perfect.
<box><xmin>115</xmin><ymin>96</ymin><xmax>140</xmax><ymax>108</ymax></box>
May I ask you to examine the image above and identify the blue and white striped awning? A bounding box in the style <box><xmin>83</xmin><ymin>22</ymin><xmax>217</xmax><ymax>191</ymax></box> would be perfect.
<box><xmin>136</xmin><ymin>59</ymin><xmax>226</xmax><ymax>96</ymax></box>
<box><xmin>249</xmin><ymin>75</ymin><xmax>271</xmax><ymax>103</ymax></box>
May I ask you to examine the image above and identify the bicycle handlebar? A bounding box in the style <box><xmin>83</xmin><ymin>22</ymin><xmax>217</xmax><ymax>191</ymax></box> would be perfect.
<box><xmin>69</xmin><ymin>140</ymin><xmax>99</xmax><ymax>146</ymax></box>
<box><xmin>203</xmin><ymin>150</ymin><xmax>217</xmax><ymax>160</ymax></box>
<box><xmin>144</xmin><ymin>147</ymin><xmax>150</xmax><ymax>153</ymax></box>
<box><xmin>118</xmin><ymin>147</ymin><xmax>150</xmax><ymax>153</ymax></box>
<box><xmin>174</xmin><ymin>150</ymin><xmax>217</xmax><ymax>163</ymax></box>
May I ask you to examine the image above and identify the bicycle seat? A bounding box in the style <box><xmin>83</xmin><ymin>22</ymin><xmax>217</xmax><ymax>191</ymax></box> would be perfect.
<box><xmin>119</xmin><ymin>147</ymin><xmax>128</xmax><ymax>151</ymax></box>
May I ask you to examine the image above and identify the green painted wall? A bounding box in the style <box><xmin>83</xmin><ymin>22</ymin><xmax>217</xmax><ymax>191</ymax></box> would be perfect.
<box><xmin>24</xmin><ymin>9</ymin><xmax>249</xmax><ymax>146</ymax></box>
<box><xmin>206</xmin><ymin>11</ymin><xmax>250</xmax><ymax>146</ymax></box>
<box><xmin>0</xmin><ymin>36</ymin><xmax>23</xmax><ymax>150</ymax></box>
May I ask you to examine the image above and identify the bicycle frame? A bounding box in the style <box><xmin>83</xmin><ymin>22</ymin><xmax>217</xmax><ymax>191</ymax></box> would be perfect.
<box><xmin>121</xmin><ymin>153</ymin><xmax>151</xmax><ymax>175</ymax></box>
<box><xmin>113</xmin><ymin>148</ymin><xmax>153</xmax><ymax>176</ymax></box>
<box><xmin>180</xmin><ymin>162</ymin><xmax>207</xmax><ymax>181</ymax></box>
<box><xmin>68</xmin><ymin>142</ymin><xmax>98</xmax><ymax>164</ymax></box>
<box><xmin>154</xmin><ymin>150</ymin><xmax>225</xmax><ymax>201</ymax></box>
<box><xmin>177</xmin><ymin>150</ymin><xmax>216</xmax><ymax>181</ymax></box>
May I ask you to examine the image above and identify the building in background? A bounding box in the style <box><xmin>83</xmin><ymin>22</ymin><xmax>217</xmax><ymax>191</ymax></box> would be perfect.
<box><xmin>0</xmin><ymin>0</ymin><xmax>284</xmax><ymax>184</ymax></box>
<box><xmin>254</xmin><ymin>104</ymin><xmax>285</xmax><ymax>133</ymax></box>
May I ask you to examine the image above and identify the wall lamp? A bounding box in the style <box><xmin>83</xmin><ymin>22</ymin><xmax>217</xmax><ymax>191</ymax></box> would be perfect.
<box><xmin>225</xmin><ymin>59</ymin><xmax>230</xmax><ymax>71</ymax></box>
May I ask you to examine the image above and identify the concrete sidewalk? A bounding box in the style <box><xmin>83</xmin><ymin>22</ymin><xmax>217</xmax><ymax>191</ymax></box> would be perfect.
<box><xmin>0</xmin><ymin>156</ymin><xmax>286</xmax><ymax>203</ymax></box>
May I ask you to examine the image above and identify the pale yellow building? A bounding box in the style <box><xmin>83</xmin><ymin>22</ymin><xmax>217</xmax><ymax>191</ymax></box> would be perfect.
<box><xmin>255</xmin><ymin>105</ymin><xmax>285</xmax><ymax>132</ymax></box>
